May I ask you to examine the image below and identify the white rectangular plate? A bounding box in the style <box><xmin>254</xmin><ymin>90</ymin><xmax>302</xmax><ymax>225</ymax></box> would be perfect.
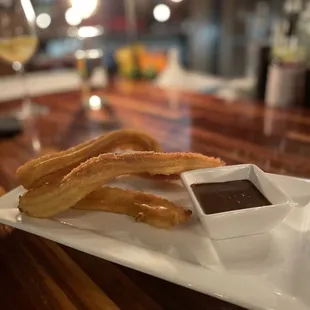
<box><xmin>0</xmin><ymin>174</ymin><xmax>310</xmax><ymax>310</ymax></box>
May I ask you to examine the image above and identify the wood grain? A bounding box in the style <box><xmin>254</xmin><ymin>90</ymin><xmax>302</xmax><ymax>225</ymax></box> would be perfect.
<box><xmin>2</xmin><ymin>80</ymin><xmax>308</xmax><ymax>309</ymax></box>
<box><xmin>0</xmin><ymin>231</ymin><xmax>119</xmax><ymax>310</ymax></box>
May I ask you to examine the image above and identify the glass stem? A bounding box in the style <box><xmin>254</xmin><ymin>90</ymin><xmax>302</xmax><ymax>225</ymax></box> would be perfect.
<box><xmin>19</xmin><ymin>64</ymin><xmax>30</xmax><ymax>102</ymax></box>
<box><xmin>15</xmin><ymin>62</ymin><xmax>31</xmax><ymax>116</ymax></box>
<box><xmin>79</xmin><ymin>38</ymin><xmax>91</xmax><ymax>107</ymax></box>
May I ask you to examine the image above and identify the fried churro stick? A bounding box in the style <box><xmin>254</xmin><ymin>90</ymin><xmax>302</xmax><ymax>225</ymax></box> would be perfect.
<box><xmin>17</xmin><ymin>129</ymin><xmax>163</xmax><ymax>189</ymax></box>
<box><xmin>74</xmin><ymin>187</ymin><xmax>192</xmax><ymax>228</ymax></box>
<box><xmin>19</xmin><ymin>152</ymin><xmax>224</xmax><ymax>218</ymax></box>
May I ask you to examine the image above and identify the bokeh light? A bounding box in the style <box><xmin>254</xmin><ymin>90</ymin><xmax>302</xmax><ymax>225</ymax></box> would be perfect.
<box><xmin>89</xmin><ymin>95</ymin><xmax>102</xmax><ymax>110</ymax></box>
<box><xmin>77</xmin><ymin>26</ymin><xmax>104</xmax><ymax>38</ymax></box>
<box><xmin>65</xmin><ymin>7</ymin><xmax>82</xmax><ymax>26</ymax></box>
<box><xmin>153</xmin><ymin>4</ymin><xmax>171</xmax><ymax>23</ymax></box>
<box><xmin>36</xmin><ymin>13</ymin><xmax>51</xmax><ymax>29</ymax></box>
<box><xmin>70</xmin><ymin>0</ymin><xmax>98</xmax><ymax>19</ymax></box>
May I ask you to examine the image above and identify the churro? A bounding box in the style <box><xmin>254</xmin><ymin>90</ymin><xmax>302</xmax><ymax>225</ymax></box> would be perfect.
<box><xmin>75</xmin><ymin>187</ymin><xmax>192</xmax><ymax>228</ymax></box>
<box><xmin>17</xmin><ymin>129</ymin><xmax>163</xmax><ymax>189</ymax></box>
<box><xmin>19</xmin><ymin>152</ymin><xmax>224</xmax><ymax>218</ymax></box>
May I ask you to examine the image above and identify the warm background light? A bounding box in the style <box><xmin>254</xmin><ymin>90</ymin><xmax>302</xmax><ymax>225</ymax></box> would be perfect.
<box><xmin>89</xmin><ymin>95</ymin><xmax>102</xmax><ymax>110</ymax></box>
<box><xmin>36</xmin><ymin>13</ymin><xmax>51</xmax><ymax>29</ymax></box>
<box><xmin>77</xmin><ymin>26</ymin><xmax>104</xmax><ymax>38</ymax></box>
<box><xmin>153</xmin><ymin>4</ymin><xmax>171</xmax><ymax>23</ymax></box>
<box><xmin>69</xmin><ymin>0</ymin><xmax>99</xmax><ymax>19</ymax></box>
<box><xmin>65</xmin><ymin>7</ymin><xmax>82</xmax><ymax>26</ymax></box>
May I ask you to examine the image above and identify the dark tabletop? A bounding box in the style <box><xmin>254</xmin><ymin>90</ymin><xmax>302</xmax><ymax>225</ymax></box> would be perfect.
<box><xmin>1</xmin><ymin>80</ymin><xmax>310</xmax><ymax>310</ymax></box>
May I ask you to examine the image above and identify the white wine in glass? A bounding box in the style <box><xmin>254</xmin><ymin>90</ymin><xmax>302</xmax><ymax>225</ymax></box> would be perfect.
<box><xmin>0</xmin><ymin>0</ymin><xmax>47</xmax><ymax>119</ymax></box>
<box><xmin>0</xmin><ymin>35</ymin><xmax>38</xmax><ymax>64</ymax></box>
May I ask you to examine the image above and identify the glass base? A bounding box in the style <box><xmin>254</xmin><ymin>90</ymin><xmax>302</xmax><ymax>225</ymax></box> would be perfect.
<box><xmin>13</xmin><ymin>101</ymin><xmax>49</xmax><ymax>120</ymax></box>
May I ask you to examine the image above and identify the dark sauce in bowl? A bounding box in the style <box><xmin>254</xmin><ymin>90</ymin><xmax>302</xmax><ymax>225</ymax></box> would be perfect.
<box><xmin>191</xmin><ymin>180</ymin><xmax>271</xmax><ymax>215</ymax></box>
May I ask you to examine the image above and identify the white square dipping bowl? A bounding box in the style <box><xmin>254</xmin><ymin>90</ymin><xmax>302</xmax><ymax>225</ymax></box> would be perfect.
<box><xmin>181</xmin><ymin>164</ymin><xmax>294</xmax><ymax>240</ymax></box>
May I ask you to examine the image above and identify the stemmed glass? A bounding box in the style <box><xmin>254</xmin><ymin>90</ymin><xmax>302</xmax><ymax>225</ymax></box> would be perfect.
<box><xmin>0</xmin><ymin>0</ymin><xmax>47</xmax><ymax>119</ymax></box>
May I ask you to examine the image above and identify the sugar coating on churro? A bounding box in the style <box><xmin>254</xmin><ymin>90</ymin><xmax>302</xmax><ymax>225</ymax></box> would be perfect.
<box><xmin>75</xmin><ymin>187</ymin><xmax>192</xmax><ymax>228</ymax></box>
<box><xmin>19</xmin><ymin>151</ymin><xmax>224</xmax><ymax>219</ymax></box>
<box><xmin>17</xmin><ymin>129</ymin><xmax>163</xmax><ymax>189</ymax></box>
<box><xmin>17</xmin><ymin>130</ymin><xmax>224</xmax><ymax>229</ymax></box>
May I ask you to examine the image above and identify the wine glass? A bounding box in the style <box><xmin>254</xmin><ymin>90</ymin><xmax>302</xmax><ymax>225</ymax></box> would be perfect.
<box><xmin>0</xmin><ymin>0</ymin><xmax>48</xmax><ymax>119</ymax></box>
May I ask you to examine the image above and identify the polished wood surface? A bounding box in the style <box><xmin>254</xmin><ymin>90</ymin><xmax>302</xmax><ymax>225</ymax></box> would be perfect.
<box><xmin>1</xmin><ymin>81</ymin><xmax>310</xmax><ymax>310</ymax></box>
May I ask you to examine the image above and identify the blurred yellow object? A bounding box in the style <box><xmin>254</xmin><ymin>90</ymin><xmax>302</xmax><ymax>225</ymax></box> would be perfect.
<box><xmin>272</xmin><ymin>45</ymin><xmax>306</xmax><ymax>63</ymax></box>
<box><xmin>115</xmin><ymin>44</ymin><xmax>142</xmax><ymax>79</ymax></box>
<box><xmin>115</xmin><ymin>44</ymin><xmax>167</xmax><ymax>79</ymax></box>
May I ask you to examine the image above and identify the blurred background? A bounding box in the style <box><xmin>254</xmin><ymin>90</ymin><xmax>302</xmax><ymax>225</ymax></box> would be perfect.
<box><xmin>0</xmin><ymin>0</ymin><xmax>310</xmax><ymax>104</ymax></box>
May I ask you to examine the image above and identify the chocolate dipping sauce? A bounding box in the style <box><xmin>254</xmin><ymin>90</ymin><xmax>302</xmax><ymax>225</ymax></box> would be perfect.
<box><xmin>191</xmin><ymin>180</ymin><xmax>271</xmax><ymax>215</ymax></box>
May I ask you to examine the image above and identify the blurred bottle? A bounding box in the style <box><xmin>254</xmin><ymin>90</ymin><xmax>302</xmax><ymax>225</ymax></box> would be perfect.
<box><xmin>245</xmin><ymin>2</ymin><xmax>273</xmax><ymax>101</ymax></box>
<box><xmin>298</xmin><ymin>1</ymin><xmax>310</xmax><ymax>61</ymax></box>
<box><xmin>254</xmin><ymin>45</ymin><xmax>270</xmax><ymax>100</ymax></box>
<box><xmin>297</xmin><ymin>1</ymin><xmax>310</xmax><ymax>106</ymax></box>
<box><xmin>246</xmin><ymin>1</ymin><xmax>271</xmax><ymax>79</ymax></box>
<box><xmin>265</xmin><ymin>0</ymin><xmax>307</xmax><ymax>107</ymax></box>
<box><xmin>156</xmin><ymin>48</ymin><xmax>186</xmax><ymax>90</ymax></box>
<box><xmin>75</xmin><ymin>48</ymin><xmax>105</xmax><ymax>108</ymax></box>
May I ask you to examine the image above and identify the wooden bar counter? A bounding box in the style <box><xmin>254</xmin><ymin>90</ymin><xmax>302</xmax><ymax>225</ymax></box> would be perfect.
<box><xmin>1</xmin><ymin>81</ymin><xmax>309</xmax><ymax>310</ymax></box>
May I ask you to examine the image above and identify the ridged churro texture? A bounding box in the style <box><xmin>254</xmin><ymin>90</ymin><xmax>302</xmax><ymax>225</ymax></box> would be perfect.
<box><xmin>16</xmin><ymin>129</ymin><xmax>163</xmax><ymax>189</ymax></box>
<box><xmin>19</xmin><ymin>152</ymin><xmax>224</xmax><ymax>218</ymax></box>
<box><xmin>74</xmin><ymin>187</ymin><xmax>192</xmax><ymax>228</ymax></box>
